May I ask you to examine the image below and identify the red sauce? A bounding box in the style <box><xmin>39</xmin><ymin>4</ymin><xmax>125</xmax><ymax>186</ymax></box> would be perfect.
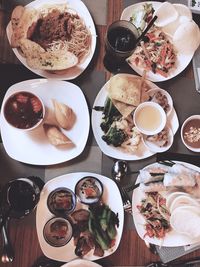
<box><xmin>4</xmin><ymin>91</ymin><xmax>43</xmax><ymax>129</ymax></box>
<box><xmin>183</xmin><ymin>119</ymin><xmax>200</xmax><ymax>149</ymax></box>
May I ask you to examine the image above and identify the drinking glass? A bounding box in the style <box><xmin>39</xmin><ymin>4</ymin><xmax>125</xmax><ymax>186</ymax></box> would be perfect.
<box><xmin>104</xmin><ymin>20</ymin><xmax>139</xmax><ymax>72</ymax></box>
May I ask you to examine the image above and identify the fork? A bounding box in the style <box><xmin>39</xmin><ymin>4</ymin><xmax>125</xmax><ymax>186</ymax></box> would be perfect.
<box><xmin>119</xmin><ymin>186</ymin><xmax>132</xmax><ymax>214</ymax></box>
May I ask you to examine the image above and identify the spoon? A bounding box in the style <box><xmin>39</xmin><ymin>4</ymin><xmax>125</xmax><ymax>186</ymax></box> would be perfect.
<box><xmin>111</xmin><ymin>160</ymin><xmax>139</xmax><ymax>182</ymax></box>
<box><xmin>0</xmin><ymin>187</ymin><xmax>14</xmax><ymax>263</ymax></box>
<box><xmin>1</xmin><ymin>217</ymin><xmax>14</xmax><ymax>263</ymax></box>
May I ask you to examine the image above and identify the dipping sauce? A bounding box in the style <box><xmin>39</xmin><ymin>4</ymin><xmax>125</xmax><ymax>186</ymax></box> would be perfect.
<box><xmin>134</xmin><ymin>102</ymin><xmax>166</xmax><ymax>135</ymax></box>
<box><xmin>43</xmin><ymin>217</ymin><xmax>73</xmax><ymax>247</ymax></box>
<box><xmin>183</xmin><ymin>119</ymin><xmax>200</xmax><ymax>149</ymax></box>
<box><xmin>47</xmin><ymin>187</ymin><xmax>76</xmax><ymax>216</ymax></box>
<box><xmin>4</xmin><ymin>91</ymin><xmax>44</xmax><ymax>130</ymax></box>
<box><xmin>107</xmin><ymin>26</ymin><xmax>137</xmax><ymax>52</ymax></box>
<box><xmin>75</xmin><ymin>176</ymin><xmax>103</xmax><ymax>205</ymax></box>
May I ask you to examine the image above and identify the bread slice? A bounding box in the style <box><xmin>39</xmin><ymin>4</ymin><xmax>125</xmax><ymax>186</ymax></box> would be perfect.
<box><xmin>19</xmin><ymin>39</ymin><xmax>78</xmax><ymax>70</ymax></box>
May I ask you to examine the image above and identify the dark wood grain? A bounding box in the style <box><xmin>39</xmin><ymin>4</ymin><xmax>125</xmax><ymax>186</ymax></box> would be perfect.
<box><xmin>0</xmin><ymin>1</ymin><xmax>199</xmax><ymax>267</ymax></box>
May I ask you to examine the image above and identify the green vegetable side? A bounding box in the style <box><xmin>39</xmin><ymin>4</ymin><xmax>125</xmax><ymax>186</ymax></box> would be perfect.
<box><xmin>94</xmin><ymin>97</ymin><xmax>128</xmax><ymax>147</ymax></box>
<box><xmin>129</xmin><ymin>3</ymin><xmax>154</xmax><ymax>33</ymax></box>
<box><xmin>88</xmin><ymin>204</ymin><xmax>119</xmax><ymax>251</ymax></box>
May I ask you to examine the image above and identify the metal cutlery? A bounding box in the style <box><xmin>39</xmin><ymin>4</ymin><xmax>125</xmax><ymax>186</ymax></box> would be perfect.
<box><xmin>120</xmin><ymin>186</ymin><xmax>132</xmax><ymax>214</ymax></box>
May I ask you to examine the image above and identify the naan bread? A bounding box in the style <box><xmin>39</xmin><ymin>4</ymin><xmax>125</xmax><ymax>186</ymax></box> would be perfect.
<box><xmin>108</xmin><ymin>75</ymin><xmax>141</xmax><ymax>106</ymax></box>
<box><xmin>19</xmin><ymin>39</ymin><xmax>78</xmax><ymax>70</ymax></box>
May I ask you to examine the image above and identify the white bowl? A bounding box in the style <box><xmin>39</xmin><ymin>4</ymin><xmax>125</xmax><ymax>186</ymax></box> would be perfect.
<box><xmin>134</xmin><ymin>102</ymin><xmax>166</xmax><ymax>135</ymax></box>
<box><xmin>147</xmin><ymin>88</ymin><xmax>173</xmax><ymax>116</ymax></box>
<box><xmin>181</xmin><ymin>115</ymin><xmax>200</xmax><ymax>152</ymax></box>
<box><xmin>143</xmin><ymin>126</ymin><xmax>174</xmax><ymax>153</ymax></box>
<box><xmin>2</xmin><ymin>91</ymin><xmax>45</xmax><ymax>131</ymax></box>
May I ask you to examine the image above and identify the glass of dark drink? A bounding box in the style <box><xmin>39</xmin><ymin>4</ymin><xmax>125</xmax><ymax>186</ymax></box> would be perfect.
<box><xmin>104</xmin><ymin>20</ymin><xmax>139</xmax><ymax>72</ymax></box>
<box><xmin>2</xmin><ymin>178</ymin><xmax>42</xmax><ymax>219</ymax></box>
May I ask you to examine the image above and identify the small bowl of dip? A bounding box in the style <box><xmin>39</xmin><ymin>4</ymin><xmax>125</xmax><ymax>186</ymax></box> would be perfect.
<box><xmin>3</xmin><ymin>91</ymin><xmax>45</xmax><ymax>131</ymax></box>
<box><xmin>134</xmin><ymin>102</ymin><xmax>167</xmax><ymax>135</ymax></box>
<box><xmin>43</xmin><ymin>217</ymin><xmax>73</xmax><ymax>247</ymax></box>
<box><xmin>181</xmin><ymin>115</ymin><xmax>200</xmax><ymax>152</ymax></box>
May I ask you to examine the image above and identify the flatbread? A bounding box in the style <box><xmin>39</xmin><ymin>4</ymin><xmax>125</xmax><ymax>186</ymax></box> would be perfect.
<box><xmin>112</xmin><ymin>99</ymin><xmax>136</xmax><ymax>117</ymax></box>
<box><xmin>108</xmin><ymin>75</ymin><xmax>141</xmax><ymax>106</ymax></box>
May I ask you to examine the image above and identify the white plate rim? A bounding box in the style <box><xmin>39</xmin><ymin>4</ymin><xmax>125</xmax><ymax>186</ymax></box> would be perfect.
<box><xmin>91</xmin><ymin>73</ymin><xmax>179</xmax><ymax>161</ymax></box>
<box><xmin>6</xmin><ymin>0</ymin><xmax>97</xmax><ymax>81</ymax></box>
<box><xmin>132</xmin><ymin>161</ymin><xmax>200</xmax><ymax>246</ymax></box>
<box><xmin>0</xmin><ymin>79</ymin><xmax>90</xmax><ymax>165</ymax></box>
<box><xmin>36</xmin><ymin>172</ymin><xmax>124</xmax><ymax>262</ymax></box>
<box><xmin>120</xmin><ymin>1</ymin><xmax>193</xmax><ymax>82</ymax></box>
<box><xmin>61</xmin><ymin>259</ymin><xmax>102</xmax><ymax>267</ymax></box>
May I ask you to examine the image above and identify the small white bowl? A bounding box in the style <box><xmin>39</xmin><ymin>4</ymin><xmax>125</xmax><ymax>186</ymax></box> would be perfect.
<box><xmin>3</xmin><ymin>91</ymin><xmax>45</xmax><ymax>131</ymax></box>
<box><xmin>147</xmin><ymin>88</ymin><xmax>173</xmax><ymax>116</ymax></box>
<box><xmin>143</xmin><ymin>126</ymin><xmax>174</xmax><ymax>153</ymax></box>
<box><xmin>134</xmin><ymin>102</ymin><xmax>166</xmax><ymax>135</ymax></box>
<box><xmin>181</xmin><ymin>115</ymin><xmax>200</xmax><ymax>152</ymax></box>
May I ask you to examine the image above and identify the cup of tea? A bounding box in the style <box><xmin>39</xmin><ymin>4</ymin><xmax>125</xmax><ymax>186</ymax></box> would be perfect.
<box><xmin>104</xmin><ymin>20</ymin><xmax>139</xmax><ymax>71</ymax></box>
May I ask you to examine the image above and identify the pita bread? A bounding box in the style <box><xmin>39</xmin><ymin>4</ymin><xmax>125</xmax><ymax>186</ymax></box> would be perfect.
<box><xmin>112</xmin><ymin>99</ymin><xmax>136</xmax><ymax>117</ymax></box>
<box><xmin>108</xmin><ymin>75</ymin><xmax>141</xmax><ymax>106</ymax></box>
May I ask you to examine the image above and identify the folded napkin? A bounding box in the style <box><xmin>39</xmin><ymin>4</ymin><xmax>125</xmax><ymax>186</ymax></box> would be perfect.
<box><xmin>156</xmin><ymin>152</ymin><xmax>200</xmax><ymax>168</ymax></box>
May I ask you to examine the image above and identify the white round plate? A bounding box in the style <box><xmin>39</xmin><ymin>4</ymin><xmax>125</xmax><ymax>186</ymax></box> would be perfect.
<box><xmin>36</xmin><ymin>172</ymin><xmax>124</xmax><ymax>262</ymax></box>
<box><xmin>61</xmin><ymin>259</ymin><xmax>102</xmax><ymax>267</ymax></box>
<box><xmin>121</xmin><ymin>1</ymin><xmax>193</xmax><ymax>82</ymax></box>
<box><xmin>0</xmin><ymin>79</ymin><xmax>90</xmax><ymax>165</ymax></box>
<box><xmin>132</xmin><ymin>161</ymin><xmax>200</xmax><ymax>246</ymax></box>
<box><xmin>91</xmin><ymin>73</ymin><xmax>179</xmax><ymax>161</ymax></box>
<box><xmin>6</xmin><ymin>0</ymin><xmax>96</xmax><ymax>80</ymax></box>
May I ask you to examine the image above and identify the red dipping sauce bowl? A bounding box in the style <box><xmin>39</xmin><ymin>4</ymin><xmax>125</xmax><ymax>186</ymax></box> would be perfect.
<box><xmin>3</xmin><ymin>91</ymin><xmax>45</xmax><ymax>131</ymax></box>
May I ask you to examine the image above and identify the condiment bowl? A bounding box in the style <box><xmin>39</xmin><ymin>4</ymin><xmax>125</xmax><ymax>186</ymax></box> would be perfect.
<box><xmin>47</xmin><ymin>187</ymin><xmax>76</xmax><ymax>216</ymax></box>
<box><xmin>43</xmin><ymin>217</ymin><xmax>73</xmax><ymax>247</ymax></box>
<box><xmin>134</xmin><ymin>102</ymin><xmax>166</xmax><ymax>135</ymax></box>
<box><xmin>75</xmin><ymin>176</ymin><xmax>103</xmax><ymax>205</ymax></box>
<box><xmin>181</xmin><ymin>115</ymin><xmax>200</xmax><ymax>152</ymax></box>
<box><xmin>2</xmin><ymin>91</ymin><xmax>45</xmax><ymax>131</ymax></box>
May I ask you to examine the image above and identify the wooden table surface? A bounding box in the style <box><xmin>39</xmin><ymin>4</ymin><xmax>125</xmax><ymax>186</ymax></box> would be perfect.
<box><xmin>0</xmin><ymin>1</ymin><xmax>199</xmax><ymax>267</ymax></box>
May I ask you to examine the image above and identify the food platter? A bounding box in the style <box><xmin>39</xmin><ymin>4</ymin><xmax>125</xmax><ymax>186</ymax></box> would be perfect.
<box><xmin>36</xmin><ymin>172</ymin><xmax>124</xmax><ymax>262</ymax></box>
<box><xmin>61</xmin><ymin>259</ymin><xmax>102</xmax><ymax>267</ymax></box>
<box><xmin>0</xmin><ymin>79</ymin><xmax>89</xmax><ymax>165</ymax></box>
<box><xmin>120</xmin><ymin>1</ymin><xmax>194</xmax><ymax>82</ymax></box>
<box><xmin>6</xmin><ymin>0</ymin><xmax>96</xmax><ymax>80</ymax></box>
<box><xmin>91</xmin><ymin>73</ymin><xmax>179</xmax><ymax>161</ymax></box>
<box><xmin>132</xmin><ymin>161</ymin><xmax>200</xmax><ymax>246</ymax></box>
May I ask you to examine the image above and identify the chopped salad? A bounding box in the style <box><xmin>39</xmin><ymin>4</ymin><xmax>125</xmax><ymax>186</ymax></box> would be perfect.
<box><xmin>127</xmin><ymin>27</ymin><xmax>177</xmax><ymax>77</ymax></box>
<box><xmin>137</xmin><ymin>192</ymin><xmax>171</xmax><ymax>239</ymax></box>
<box><xmin>128</xmin><ymin>3</ymin><xmax>177</xmax><ymax>77</ymax></box>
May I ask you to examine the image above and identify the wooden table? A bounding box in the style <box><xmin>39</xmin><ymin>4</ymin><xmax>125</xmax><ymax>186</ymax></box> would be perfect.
<box><xmin>0</xmin><ymin>1</ymin><xmax>200</xmax><ymax>267</ymax></box>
